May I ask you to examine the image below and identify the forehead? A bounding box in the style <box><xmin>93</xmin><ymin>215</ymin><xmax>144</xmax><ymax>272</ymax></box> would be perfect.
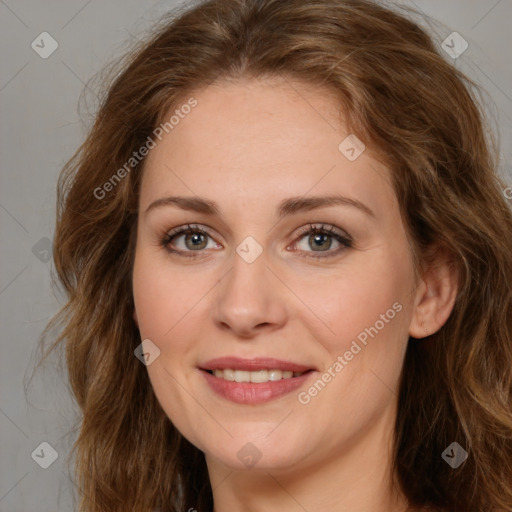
<box><xmin>140</xmin><ymin>77</ymin><xmax>395</xmax><ymax>216</ymax></box>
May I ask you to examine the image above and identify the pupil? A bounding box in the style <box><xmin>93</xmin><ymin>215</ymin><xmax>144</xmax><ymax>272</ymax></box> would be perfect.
<box><xmin>311</xmin><ymin>233</ymin><xmax>331</xmax><ymax>251</ymax></box>
<box><xmin>187</xmin><ymin>232</ymin><xmax>206</xmax><ymax>249</ymax></box>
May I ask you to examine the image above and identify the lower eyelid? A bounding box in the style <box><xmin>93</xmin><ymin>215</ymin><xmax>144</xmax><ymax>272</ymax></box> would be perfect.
<box><xmin>162</xmin><ymin>226</ymin><xmax>351</xmax><ymax>257</ymax></box>
<box><xmin>294</xmin><ymin>233</ymin><xmax>348</xmax><ymax>249</ymax></box>
<box><xmin>164</xmin><ymin>232</ymin><xmax>220</xmax><ymax>253</ymax></box>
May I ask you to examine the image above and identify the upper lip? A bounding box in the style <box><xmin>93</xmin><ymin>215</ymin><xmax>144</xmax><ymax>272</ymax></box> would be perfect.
<box><xmin>199</xmin><ymin>357</ymin><xmax>316</xmax><ymax>373</ymax></box>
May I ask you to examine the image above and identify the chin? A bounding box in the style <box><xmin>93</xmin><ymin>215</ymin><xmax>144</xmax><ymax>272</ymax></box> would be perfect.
<box><xmin>202</xmin><ymin>429</ymin><xmax>308</xmax><ymax>471</ymax></box>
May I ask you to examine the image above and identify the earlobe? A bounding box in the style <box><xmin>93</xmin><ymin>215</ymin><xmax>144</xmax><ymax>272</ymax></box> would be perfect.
<box><xmin>408</xmin><ymin>259</ymin><xmax>459</xmax><ymax>339</ymax></box>
<box><xmin>133</xmin><ymin>309</ymin><xmax>139</xmax><ymax>328</ymax></box>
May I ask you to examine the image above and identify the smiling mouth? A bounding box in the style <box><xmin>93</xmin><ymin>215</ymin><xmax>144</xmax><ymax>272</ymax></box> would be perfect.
<box><xmin>204</xmin><ymin>368</ymin><xmax>311</xmax><ymax>383</ymax></box>
<box><xmin>199</xmin><ymin>360</ymin><xmax>316</xmax><ymax>404</ymax></box>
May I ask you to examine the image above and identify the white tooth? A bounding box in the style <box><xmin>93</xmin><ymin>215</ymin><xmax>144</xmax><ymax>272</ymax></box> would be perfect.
<box><xmin>213</xmin><ymin>369</ymin><xmax>301</xmax><ymax>382</ymax></box>
<box><xmin>250</xmin><ymin>370</ymin><xmax>269</xmax><ymax>383</ymax></box>
<box><xmin>234</xmin><ymin>370</ymin><xmax>251</xmax><ymax>383</ymax></box>
<box><xmin>223</xmin><ymin>368</ymin><xmax>235</xmax><ymax>381</ymax></box>
<box><xmin>268</xmin><ymin>369</ymin><xmax>283</xmax><ymax>381</ymax></box>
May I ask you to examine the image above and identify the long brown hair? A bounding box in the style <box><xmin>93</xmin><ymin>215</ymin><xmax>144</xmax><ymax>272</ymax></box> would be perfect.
<box><xmin>36</xmin><ymin>0</ymin><xmax>512</xmax><ymax>510</ymax></box>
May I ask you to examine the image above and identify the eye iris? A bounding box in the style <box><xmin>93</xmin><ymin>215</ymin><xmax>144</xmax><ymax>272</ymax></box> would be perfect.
<box><xmin>309</xmin><ymin>232</ymin><xmax>332</xmax><ymax>251</ymax></box>
<box><xmin>170</xmin><ymin>226</ymin><xmax>343</xmax><ymax>255</ymax></box>
<box><xmin>185</xmin><ymin>232</ymin><xmax>207</xmax><ymax>250</ymax></box>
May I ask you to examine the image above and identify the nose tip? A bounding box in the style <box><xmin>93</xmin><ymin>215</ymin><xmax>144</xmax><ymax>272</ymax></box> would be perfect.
<box><xmin>211</xmin><ymin>257</ymin><xmax>288</xmax><ymax>339</ymax></box>
<box><xmin>218</xmin><ymin>319</ymin><xmax>273</xmax><ymax>338</ymax></box>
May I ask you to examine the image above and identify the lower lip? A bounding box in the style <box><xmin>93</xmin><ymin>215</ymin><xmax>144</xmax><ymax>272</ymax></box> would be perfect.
<box><xmin>200</xmin><ymin>369</ymin><xmax>315</xmax><ymax>404</ymax></box>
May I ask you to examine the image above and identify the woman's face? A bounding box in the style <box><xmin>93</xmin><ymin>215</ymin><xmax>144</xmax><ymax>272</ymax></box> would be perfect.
<box><xmin>132</xmin><ymin>77</ymin><xmax>421</xmax><ymax>473</ymax></box>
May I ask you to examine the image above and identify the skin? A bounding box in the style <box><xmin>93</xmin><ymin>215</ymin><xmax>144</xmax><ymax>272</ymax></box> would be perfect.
<box><xmin>132</xmin><ymin>76</ymin><xmax>458</xmax><ymax>512</ymax></box>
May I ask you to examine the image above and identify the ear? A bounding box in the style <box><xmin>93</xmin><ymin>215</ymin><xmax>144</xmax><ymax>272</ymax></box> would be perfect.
<box><xmin>408</xmin><ymin>255</ymin><xmax>459</xmax><ymax>339</ymax></box>
<box><xmin>133</xmin><ymin>309</ymin><xmax>139</xmax><ymax>328</ymax></box>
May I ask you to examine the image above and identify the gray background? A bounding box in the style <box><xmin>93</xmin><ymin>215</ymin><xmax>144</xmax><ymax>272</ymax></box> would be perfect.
<box><xmin>1</xmin><ymin>1</ymin><xmax>511</xmax><ymax>510</ymax></box>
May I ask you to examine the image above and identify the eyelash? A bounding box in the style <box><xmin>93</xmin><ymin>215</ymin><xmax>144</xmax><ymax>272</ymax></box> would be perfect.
<box><xmin>160</xmin><ymin>223</ymin><xmax>352</xmax><ymax>260</ymax></box>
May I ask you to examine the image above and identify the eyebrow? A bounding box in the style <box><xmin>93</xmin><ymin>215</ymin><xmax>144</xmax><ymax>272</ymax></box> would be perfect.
<box><xmin>144</xmin><ymin>194</ymin><xmax>375</xmax><ymax>219</ymax></box>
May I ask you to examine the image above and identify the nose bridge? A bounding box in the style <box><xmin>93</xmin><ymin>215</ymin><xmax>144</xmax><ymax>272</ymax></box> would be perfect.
<box><xmin>211</xmin><ymin>242</ymin><xmax>287</xmax><ymax>336</ymax></box>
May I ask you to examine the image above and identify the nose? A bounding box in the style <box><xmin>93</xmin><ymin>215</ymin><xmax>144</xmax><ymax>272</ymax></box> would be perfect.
<box><xmin>211</xmin><ymin>249</ymin><xmax>288</xmax><ymax>339</ymax></box>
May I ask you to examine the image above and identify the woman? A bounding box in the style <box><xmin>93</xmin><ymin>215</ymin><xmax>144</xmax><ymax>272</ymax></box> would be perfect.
<box><xmin>39</xmin><ymin>0</ymin><xmax>512</xmax><ymax>510</ymax></box>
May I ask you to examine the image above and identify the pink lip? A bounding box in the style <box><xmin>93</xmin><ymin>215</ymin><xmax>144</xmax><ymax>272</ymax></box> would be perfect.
<box><xmin>199</xmin><ymin>356</ymin><xmax>315</xmax><ymax>373</ymax></box>
<box><xmin>200</xmin><ymin>369</ymin><xmax>315</xmax><ymax>405</ymax></box>
<box><xmin>198</xmin><ymin>357</ymin><xmax>317</xmax><ymax>405</ymax></box>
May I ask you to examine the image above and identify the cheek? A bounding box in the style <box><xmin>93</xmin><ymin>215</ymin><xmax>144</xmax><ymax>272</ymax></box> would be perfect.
<box><xmin>132</xmin><ymin>252</ymin><xmax>209</xmax><ymax>446</ymax></box>
<box><xmin>296</xmin><ymin>267</ymin><xmax>409</xmax><ymax>431</ymax></box>
<box><xmin>294</xmin><ymin>256</ymin><xmax>409</xmax><ymax>358</ymax></box>
<box><xmin>132</xmin><ymin>249</ymin><xmax>219</xmax><ymax>363</ymax></box>
<box><xmin>133</xmin><ymin>249</ymin><xmax>192</xmax><ymax>334</ymax></box>
<box><xmin>325</xmin><ymin>261</ymin><xmax>412</xmax><ymax>413</ymax></box>
<box><xmin>292</xmin><ymin>253</ymin><xmax>412</xmax><ymax>420</ymax></box>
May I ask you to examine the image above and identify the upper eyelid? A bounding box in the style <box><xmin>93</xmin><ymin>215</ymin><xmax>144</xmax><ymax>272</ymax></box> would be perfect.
<box><xmin>164</xmin><ymin>222</ymin><xmax>347</xmax><ymax>237</ymax></box>
<box><xmin>163</xmin><ymin>222</ymin><xmax>351</xmax><ymax>247</ymax></box>
<box><xmin>161</xmin><ymin>223</ymin><xmax>352</xmax><ymax>261</ymax></box>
